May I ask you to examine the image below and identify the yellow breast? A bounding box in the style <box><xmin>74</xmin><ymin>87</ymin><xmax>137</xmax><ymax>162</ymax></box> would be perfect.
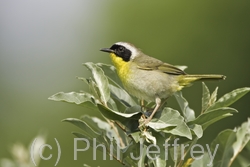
<box><xmin>109</xmin><ymin>53</ymin><xmax>131</xmax><ymax>85</ymax></box>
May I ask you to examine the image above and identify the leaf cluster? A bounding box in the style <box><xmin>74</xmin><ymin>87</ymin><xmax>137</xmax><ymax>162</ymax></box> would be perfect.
<box><xmin>49</xmin><ymin>62</ymin><xmax>250</xmax><ymax>167</ymax></box>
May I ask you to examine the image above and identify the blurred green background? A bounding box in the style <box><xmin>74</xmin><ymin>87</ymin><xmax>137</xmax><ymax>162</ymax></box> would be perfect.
<box><xmin>0</xmin><ymin>1</ymin><xmax>249</xmax><ymax>166</ymax></box>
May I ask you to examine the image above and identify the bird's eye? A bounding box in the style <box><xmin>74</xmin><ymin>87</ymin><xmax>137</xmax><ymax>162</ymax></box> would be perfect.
<box><xmin>118</xmin><ymin>46</ymin><xmax>125</xmax><ymax>52</ymax></box>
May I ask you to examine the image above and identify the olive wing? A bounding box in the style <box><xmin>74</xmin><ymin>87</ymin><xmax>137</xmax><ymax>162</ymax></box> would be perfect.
<box><xmin>135</xmin><ymin>55</ymin><xmax>186</xmax><ymax>75</ymax></box>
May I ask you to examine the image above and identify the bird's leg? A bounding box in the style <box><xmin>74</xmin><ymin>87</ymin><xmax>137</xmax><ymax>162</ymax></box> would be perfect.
<box><xmin>140</xmin><ymin>99</ymin><xmax>147</xmax><ymax>119</ymax></box>
<box><xmin>139</xmin><ymin>97</ymin><xmax>161</xmax><ymax>126</ymax></box>
<box><xmin>140</xmin><ymin>99</ymin><xmax>145</xmax><ymax>111</ymax></box>
<box><xmin>147</xmin><ymin>97</ymin><xmax>161</xmax><ymax>122</ymax></box>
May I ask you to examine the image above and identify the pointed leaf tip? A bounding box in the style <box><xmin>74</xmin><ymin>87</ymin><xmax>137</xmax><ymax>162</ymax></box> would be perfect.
<box><xmin>83</xmin><ymin>62</ymin><xmax>110</xmax><ymax>105</ymax></box>
<box><xmin>174</xmin><ymin>91</ymin><xmax>195</xmax><ymax>122</ymax></box>
<box><xmin>202</xmin><ymin>82</ymin><xmax>211</xmax><ymax>112</ymax></box>
<box><xmin>208</xmin><ymin>87</ymin><xmax>250</xmax><ymax>111</ymax></box>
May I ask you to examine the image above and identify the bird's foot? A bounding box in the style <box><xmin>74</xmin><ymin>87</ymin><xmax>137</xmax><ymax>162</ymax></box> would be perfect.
<box><xmin>138</xmin><ymin>117</ymin><xmax>151</xmax><ymax>128</ymax></box>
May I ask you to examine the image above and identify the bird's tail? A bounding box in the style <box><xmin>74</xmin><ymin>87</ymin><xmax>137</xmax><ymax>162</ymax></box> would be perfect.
<box><xmin>178</xmin><ymin>74</ymin><xmax>226</xmax><ymax>87</ymax></box>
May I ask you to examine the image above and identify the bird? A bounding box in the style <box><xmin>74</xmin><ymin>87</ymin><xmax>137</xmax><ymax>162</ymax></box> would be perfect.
<box><xmin>100</xmin><ymin>42</ymin><xmax>225</xmax><ymax>126</ymax></box>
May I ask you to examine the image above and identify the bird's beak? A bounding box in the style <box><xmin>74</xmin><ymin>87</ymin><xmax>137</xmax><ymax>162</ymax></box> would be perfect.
<box><xmin>100</xmin><ymin>48</ymin><xmax>114</xmax><ymax>53</ymax></box>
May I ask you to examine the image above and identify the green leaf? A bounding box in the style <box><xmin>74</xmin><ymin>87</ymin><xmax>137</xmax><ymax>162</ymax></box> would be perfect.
<box><xmin>174</xmin><ymin>91</ymin><xmax>195</xmax><ymax>122</ymax></box>
<box><xmin>124</xmin><ymin>105</ymin><xmax>141</xmax><ymax>114</ymax></box>
<box><xmin>109</xmin><ymin>84</ymin><xmax>137</xmax><ymax>107</ymax></box>
<box><xmin>154</xmin><ymin>157</ymin><xmax>167</xmax><ymax>167</ymax></box>
<box><xmin>151</xmin><ymin>131</ymin><xmax>168</xmax><ymax>167</ymax></box>
<box><xmin>120</xmin><ymin>142</ymin><xmax>140</xmax><ymax>166</ymax></box>
<box><xmin>87</xmin><ymin>116</ymin><xmax>125</xmax><ymax>143</ymax></box>
<box><xmin>201</xmin><ymin>82</ymin><xmax>210</xmax><ymax>112</ymax></box>
<box><xmin>49</xmin><ymin>91</ymin><xmax>94</xmax><ymax>104</ymax></box>
<box><xmin>191</xmin><ymin>152</ymin><xmax>213</xmax><ymax>167</ymax></box>
<box><xmin>147</xmin><ymin>122</ymin><xmax>177</xmax><ymax>130</ymax></box>
<box><xmin>190</xmin><ymin>124</ymin><xmax>203</xmax><ymax>138</ymax></box>
<box><xmin>231</xmin><ymin>119</ymin><xmax>250</xmax><ymax>164</ymax></box>
<box><xmin>80</xmin><ymin>115</ymin><xmax>103</xmax><ymax>134</ymax></box>
<box><xmin>137</xmin><ymin>145</ymin><xmax>147</xmax><ymax>167</ymax></box>
<box><xmin>48</xmin><ymin>92</ymin><xmax>98</xmax><ymax>111</ymax></box>
<box><xmin>77</xmin><ymin>77</ymin><xmax>101</xmax><ymax>101</ymax></box>
<box><xmin>98</xmin><ymin>104</ymin><xmax>141</xmax><ymax>119</ymax></box>
<box><xmin>188</xmin><ymin>107</ymin><xmax>237</xmax><ymax>130</ymax></box>
<box><xmin>209</xmin><ymin>87</ymin><xmax>218</xmax><ymax>108</ymax></box>
<box><xmin>83</xmin><ymin>62</ymin><xmax>110</xmax><ymax>105</ymax></box>
<box><xmin>71</xmin><ymin>120</ymin><xmax>130</xmax><ymax>165</ymax></box>
<box><xmin>142</xmin><ymin>131</ymin><xmax>156</xmax><ymax>144</ymax></box>
<box><xmin>63</xmin><ymin>118</ymin><xmax>100</xmax><ymax>138</ymax></box>
<box><xmin>65</xmin><ymin>116</ymin><xmax>126</xmax><ymax>150</ymax></box>
<box><xmin>149</xmin><ymin>107</ymin><xmax>192</xmax><ymax>140</ymax></box>
<box><xmin>96</xmin><ymin>63</ymin><xmax>123</xmax><ymax>87</ymax></box>
<box><xmin>130</xmin><ymin>132</ymin><xmax>141</xmax><ymax>143</ymax></box>
<box><xmin>107</xmin><ymin>97</ymin><xmax>118</xmax><ymax>111</ymax></box>
<box><xmin>236</xmin><ymin>142</ymin><xmax>250</xmax><ymax>167</ymax></box>
<box><xmin>236</xmin><ymin>154</ymin><xmax>250</xmax><ymax>167</ymax></box>
<box><xmin>97</xmin><ymin>104</ymin><xmax>141</xmax><ymax>132</ymax></box>
<box><xmin>211</xmin><ymin>129</ymin><xmax>236</xmax><ymax>167</ymax></box>
<box><xmin>211</xmin><ymin>119</ymin><xmax>250</xmax><ymax>167</ymax></box>
<box><xmin>169</xmin><ymin>142</ymin><xmax>182</xmax><ymax>163</ymax></box>
<box><xmin>207</xmin><ymin>87</ymin><xmax>250</xmax><ymax>111</ymax></box>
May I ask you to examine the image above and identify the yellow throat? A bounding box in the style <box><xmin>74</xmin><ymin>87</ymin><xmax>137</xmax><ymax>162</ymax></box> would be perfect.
<box><xmin>110</xmin><ymin>53</ymin><xmax>131</xmax><ymax>84</ymax></box>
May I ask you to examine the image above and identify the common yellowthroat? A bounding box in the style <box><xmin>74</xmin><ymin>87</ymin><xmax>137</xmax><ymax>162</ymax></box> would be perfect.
<box><xmin>100</xmin><ymin>42</ymin><xmax>225</xmax><ymax>125</ymax></box>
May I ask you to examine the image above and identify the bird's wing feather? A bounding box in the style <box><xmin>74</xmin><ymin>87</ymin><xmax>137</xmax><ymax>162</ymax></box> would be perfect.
<box><xmin>157</xmin><ymin>63</ymin><xmax>186</xmax><ymax>75</ymax></box>
<box><xmin>135</xmin><ymin>55</ymin><xmax>186</xmax><ymax>75</ymax></box>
